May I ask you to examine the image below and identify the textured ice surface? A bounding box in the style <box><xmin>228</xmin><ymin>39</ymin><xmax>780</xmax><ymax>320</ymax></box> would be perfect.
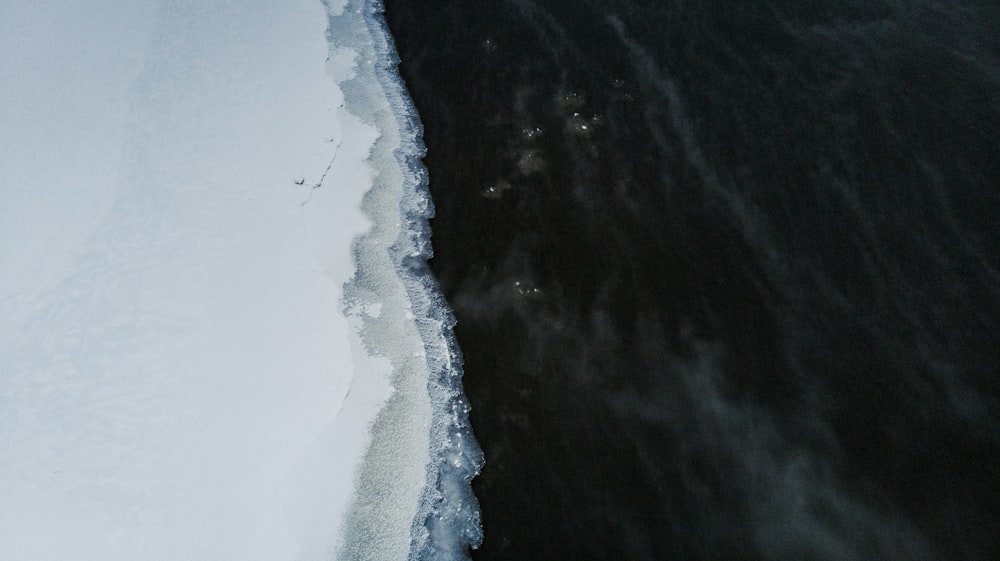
<box><xmin>329</xmin><ymin>2</ymin><xmax>482</xmax><ymax>560</ymax></box>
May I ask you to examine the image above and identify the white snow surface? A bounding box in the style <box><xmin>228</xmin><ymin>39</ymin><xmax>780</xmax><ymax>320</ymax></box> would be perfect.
<box><xmin>0</xmin><ymin>1</ymin><xmax>411</xmax><ymax>559</ymax></box>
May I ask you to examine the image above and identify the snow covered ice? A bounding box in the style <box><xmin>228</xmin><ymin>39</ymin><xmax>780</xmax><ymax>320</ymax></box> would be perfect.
<box><xmin>0</xmin><ymin>0</ymin><xmax>479</xmax><ymax>559</ymax></box>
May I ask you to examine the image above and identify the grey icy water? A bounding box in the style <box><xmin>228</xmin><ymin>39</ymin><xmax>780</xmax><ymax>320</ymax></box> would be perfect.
<box><xmin>383</xmin><ymin>1</ymin><xmax>1000</xmax><ymax>559</ymax></box>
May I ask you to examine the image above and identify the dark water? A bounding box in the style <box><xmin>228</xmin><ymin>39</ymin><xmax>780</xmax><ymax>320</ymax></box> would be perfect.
<box><xmin>384</xmin><ymin>1</ymin><xmax>1000</xmax><ymax>559</ymax></box>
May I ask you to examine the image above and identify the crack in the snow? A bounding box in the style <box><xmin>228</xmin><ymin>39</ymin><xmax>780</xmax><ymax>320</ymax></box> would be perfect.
<box><xmin>299</xmin><ymin>139</ymin><xmax>342</xmax><ymax>206</ymax></box>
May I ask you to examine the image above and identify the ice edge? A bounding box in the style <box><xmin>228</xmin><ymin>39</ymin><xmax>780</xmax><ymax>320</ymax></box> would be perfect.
<box><xmin>330</xmin><ymin>0</ymin><xmax>483</xmax><ymax>559</ymax></box>
<box><xmin>359</xmin><ymin>5</ymin><xmax>485</xmax><ymax>558</ymax></box>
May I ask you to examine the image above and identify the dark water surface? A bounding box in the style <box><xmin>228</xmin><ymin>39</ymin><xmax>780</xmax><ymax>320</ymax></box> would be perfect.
<box><xmin>384</xmin><ymin>1</ymin><xmax>1000</xmax><ymax>559</ymax></box>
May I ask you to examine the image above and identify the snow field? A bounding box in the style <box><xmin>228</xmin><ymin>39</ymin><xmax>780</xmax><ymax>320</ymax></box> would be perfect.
<box><xmin>0</xmin><ymin>0</ymin><xmax>418</xmax><ymax>559</ymax></box>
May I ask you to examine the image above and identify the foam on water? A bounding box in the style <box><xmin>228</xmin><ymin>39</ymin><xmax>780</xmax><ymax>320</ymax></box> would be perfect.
<box><xmin>325</xmin><ymin>1</ymin><xmax>483</xmax><ymax>559</ymax></box>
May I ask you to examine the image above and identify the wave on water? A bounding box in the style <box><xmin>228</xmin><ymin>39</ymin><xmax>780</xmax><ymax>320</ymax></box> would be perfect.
<box><xmin>325</xmin><ymin>1</ymin><xmax>483</xmax><ymax>559</ymax></box>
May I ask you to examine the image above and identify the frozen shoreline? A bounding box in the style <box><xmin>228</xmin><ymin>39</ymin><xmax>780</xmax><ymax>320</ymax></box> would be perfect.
<box><xmin>332</xmin><ymin>2</ymin><xmax>482</xmax><ymax>559</ymax></box>
<box><xmin>0</xmin><ymin>0</ymin><xmax>470</xmax><ymax>559</ymax></box>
